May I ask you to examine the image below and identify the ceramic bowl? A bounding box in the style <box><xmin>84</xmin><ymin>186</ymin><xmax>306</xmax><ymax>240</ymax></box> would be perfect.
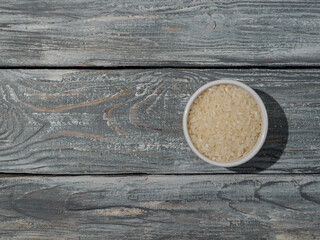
<box><xmin>183</xmin><ymin>79</ymin><xmax>268</xmax><ymax>167</ymax></box>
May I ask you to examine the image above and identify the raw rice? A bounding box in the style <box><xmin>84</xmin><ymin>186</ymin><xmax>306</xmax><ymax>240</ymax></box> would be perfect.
<box><xmin>187</xmin><ymin>84</ymin><xmax>262</xmax><ymax>162</ymax></box>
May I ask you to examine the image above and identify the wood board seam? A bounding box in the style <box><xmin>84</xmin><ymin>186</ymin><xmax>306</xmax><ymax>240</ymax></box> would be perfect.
<box><xmin>1</xmin><ymin>173</ymin><xmax>320</xmax><ymax>178</ymax></box>
<box><xmin>0</xmin><ymin>65</ymin><xmax>320</xmax><ymax>70</ymax></box>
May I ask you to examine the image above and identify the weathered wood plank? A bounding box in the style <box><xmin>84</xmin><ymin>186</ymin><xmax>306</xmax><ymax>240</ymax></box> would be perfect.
<box><xmin>0</xmin><ymin>69</ymin><xmax>319</xmax><ymax>174</ymax></box>
<box><xmin>0</xmin><ymin>175</ymin><xmax>319</xmax><ymax>239</ymax></box>
<box><xmin>0</xmin><ymin>0</ymin><xmax>320</xmax><ymax>66</ymax></box>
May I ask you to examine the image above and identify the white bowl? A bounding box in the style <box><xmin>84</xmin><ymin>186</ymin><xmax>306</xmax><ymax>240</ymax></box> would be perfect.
<box><xmin>183</xmin><ymin>79</ymin><xmax>268</xmax><ymax>168</ymax></box>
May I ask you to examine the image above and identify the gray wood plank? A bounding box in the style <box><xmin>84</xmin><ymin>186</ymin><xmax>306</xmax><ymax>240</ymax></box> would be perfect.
<box><xmin>0</xmin><ymin>175</ymin><xmax>319</xmax><ymax>239</ymax></box>
<box><xmin>0</xmin><ymin>0</ymin><xmax>320</xmax><ymax>66</ymax></box>
<box><xmin>0</xmin><ymin>69</ymin><xmax>319</xmax><ymax>174</ymax></box>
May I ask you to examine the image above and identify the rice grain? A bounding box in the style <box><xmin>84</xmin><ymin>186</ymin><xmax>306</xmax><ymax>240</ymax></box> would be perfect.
<box><xmin>187</xmin><ymin>84</ymin><xmax>262</xmax><ymax>162</ymax></box>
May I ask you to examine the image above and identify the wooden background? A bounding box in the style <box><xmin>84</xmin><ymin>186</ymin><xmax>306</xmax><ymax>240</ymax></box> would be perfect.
<box><xmin>0</xmin><ymin>0</ymin><xmax>319</xmax><ymax>239</ymax></box>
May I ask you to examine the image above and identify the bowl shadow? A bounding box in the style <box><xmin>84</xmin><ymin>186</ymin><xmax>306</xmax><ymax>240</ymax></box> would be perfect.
<box><xmin>229</xmin><ymin>89</ymin><xmax>288</xmax><ymax>173</ymax></box>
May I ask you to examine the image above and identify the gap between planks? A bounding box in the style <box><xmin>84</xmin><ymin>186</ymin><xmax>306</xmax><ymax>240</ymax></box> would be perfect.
<box><xmin>0</xmin><ymin>65</ymin><xmax>319</xmax><ymax>70</ymax></box>
<box><xmin>1</xmin><ymin>172</ymin><xmax>320</xmax><ymax>178</ymax></box>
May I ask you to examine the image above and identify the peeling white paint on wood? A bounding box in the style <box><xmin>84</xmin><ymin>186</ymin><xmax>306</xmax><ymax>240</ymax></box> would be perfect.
<box><xmin>0</xmin><ymin>0</ymin><xmax>319</xmax><ymax>66</ymax></box>
<box><xmin>0</xmin><ymin>175</ymin><xmax>319</xmax><ymax>239</ymax></box>
<box><xmin>0</xmin><ymin>69</ymin><xmax>319</xmax><ymax>174</ymax></box>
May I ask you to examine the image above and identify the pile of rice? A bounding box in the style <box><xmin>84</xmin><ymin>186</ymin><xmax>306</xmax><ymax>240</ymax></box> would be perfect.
<box><xmin>188</xmin><ymin>84</ymin><xmax>262</xmax><ymax>162</ymax></box>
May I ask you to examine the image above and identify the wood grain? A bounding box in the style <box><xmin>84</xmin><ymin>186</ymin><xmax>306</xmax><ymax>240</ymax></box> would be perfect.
<box><xmin>0</xmin><ymin>0</ymin><xmax>320</xmax><ymax>66</ymax></box>
<box><xmin>0</xmin><ymin>175</ymin><xmax>319</xmax><ymax>239</ymax></box>
<box><xmin>0</xmin><ymin>69</ymin><xmax>319</xmax><ymax>174</ymax></box>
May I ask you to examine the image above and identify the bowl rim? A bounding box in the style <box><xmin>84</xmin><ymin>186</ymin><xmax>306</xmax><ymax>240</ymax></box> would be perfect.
<box><xmin>183</xmin><ymin>79</ymin><xmax>268</xmax><ymax>168</ymax></box>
